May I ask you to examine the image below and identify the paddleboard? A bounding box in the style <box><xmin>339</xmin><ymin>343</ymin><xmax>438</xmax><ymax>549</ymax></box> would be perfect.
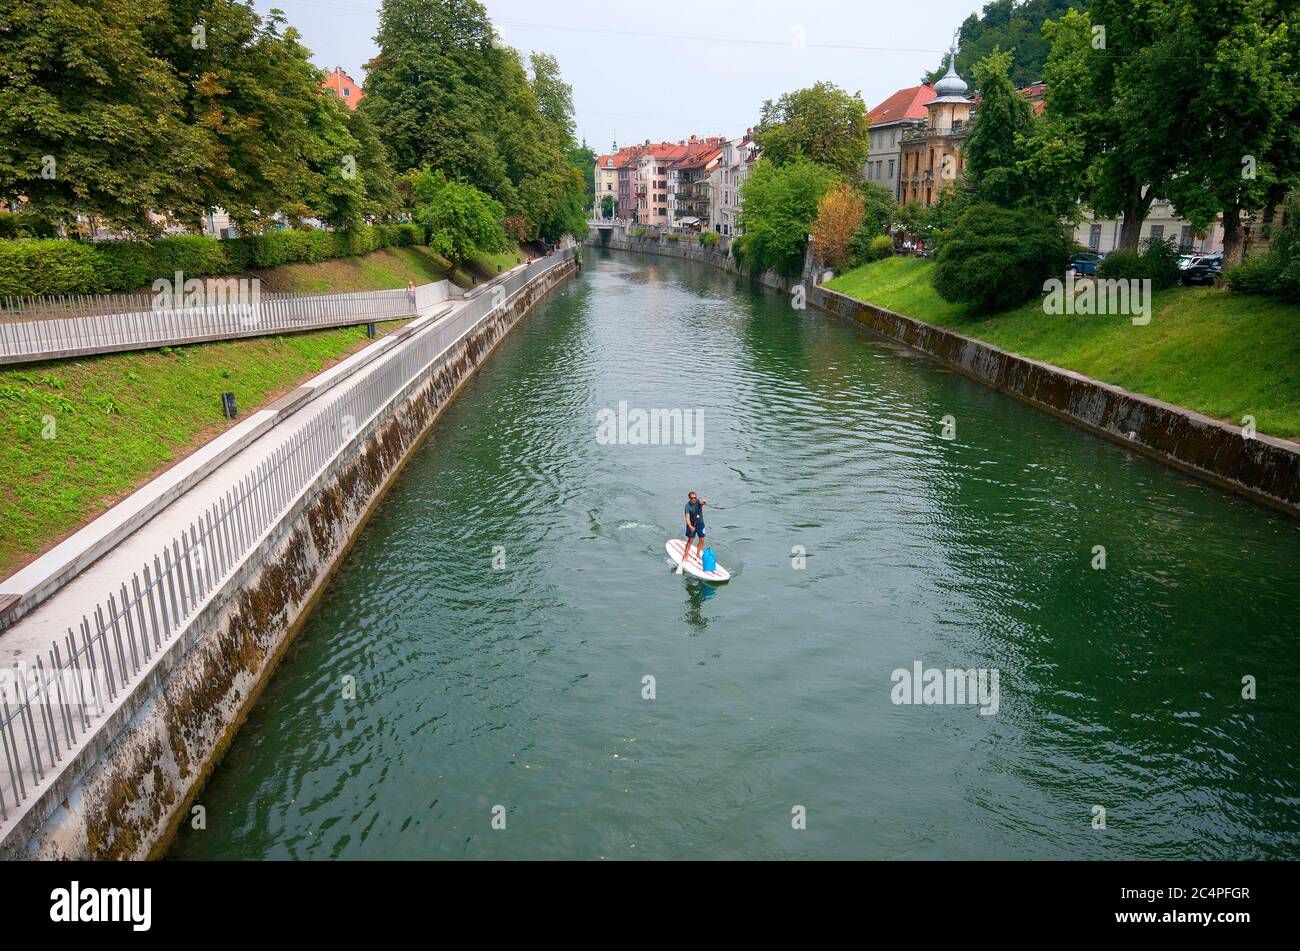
<box><xmin>665</xmin><ymin>538</ymin><xmax>731</xmax><ymax>583</ymax></box>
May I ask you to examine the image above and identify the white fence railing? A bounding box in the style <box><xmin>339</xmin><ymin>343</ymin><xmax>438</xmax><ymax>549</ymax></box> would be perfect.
<box><xmin>0</xmin><ymin>280</ymin><xmax>453</xmax><ymax>366</ymax></box>
<box><xmin>0</xmin><ymin>249</ymin><xmax>573</xmax><ymax>830</ymax></box>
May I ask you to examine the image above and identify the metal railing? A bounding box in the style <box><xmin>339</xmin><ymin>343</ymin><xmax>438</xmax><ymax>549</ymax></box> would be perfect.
<box><xmin>0</xmin><ymin>249</ymin><xmax>572</xmax><ymax>828</ymax></box>
<box><xmin>0</xmin><ymin>280</ymin><xmax>452</xmax><ymax>366</ymax></box>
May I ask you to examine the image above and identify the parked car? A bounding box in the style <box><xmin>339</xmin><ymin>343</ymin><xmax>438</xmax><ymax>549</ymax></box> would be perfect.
<box><xmin>1070</xmin><ymin>250</ymin><xmax>1105</xmax><ymax>275</ymax></box>
<box><xmin>1181</xmin><ymin>260</ymin><xmax>1222</xmax><ymax>286</ymax></box>
<box><xmin>1178</xmin><ymin>252</ymin><xmax>1223</xmax><ymax>271</ymax></box>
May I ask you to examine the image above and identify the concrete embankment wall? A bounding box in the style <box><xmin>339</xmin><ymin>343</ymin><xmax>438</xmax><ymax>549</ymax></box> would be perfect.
<box><xmin>1</xmin><ymin>256</ymin><xmax>577</xmax><ymax>860</ymax></box>
<box><xmin>593</xmin><ymin>230</ymin><xmax>1300</xmax><ymax>516</ymax></box>
<box><xmin>590</xmin><ymin>227</ymin><xmax>794</xmax><ymax>292</ymax></box>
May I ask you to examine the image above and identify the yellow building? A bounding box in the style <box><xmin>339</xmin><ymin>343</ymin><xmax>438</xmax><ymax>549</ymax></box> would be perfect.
<box><xmin>898</xmin><ymin>45</ymin><xmax>973</xmax><ymax>208</ymax></box>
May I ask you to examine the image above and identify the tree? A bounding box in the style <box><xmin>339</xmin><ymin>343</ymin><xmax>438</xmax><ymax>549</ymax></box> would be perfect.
<box><xmin>409</xmin><ymin>167</ymin><xmax>507</xmax><ymax>263</ymax></box>
<box><xmin>736</xmin><ymin>158</ymin><xmax>836</xmax><ymax>276</ymax></box>
<box><xmin>1016</xmin><ymin>8</ymin><xmax>1096</xmax><ymax>220</ymax></box>
<box><xmin>1152</xmin><ymin>0</ymin><xmax>1300</xmax><ymax>265</ymax></box>
<box><xmin>0</xmin><ymin>0</ymin><xmax>208</xmax><ymax>231</ymax></box>
<box><xmin>363</xmin><ymin>0</ymin><xmax>586</xmax><ymax>240</ymax></box>
<box><xmin>964</xmin><ymin>48</ymin><xmax>1034</xmax><ymax>207</ymax></box>
<box><xmin>925</xmin><ymin>0</ymin><xmax>1077</xmax><ymax>88</ymax></box>
<box><xmin>810</xmin><ymin>183</ymin><xmax>865</xmax><ymax>268</ymax></box>
<box><xmin>1078</xmin><ymin>0</ymin><xmax>1171</xmax><ymax>251</ymax></box>
<box><xmin>753</xmin><ymin>83</ymin><xmax>871</xmax><ymax>181</ymax></box>
<box><xmin>600</xmin><ymin>195</ymin><xmax>617</xmax><ymax>218</ymax></box>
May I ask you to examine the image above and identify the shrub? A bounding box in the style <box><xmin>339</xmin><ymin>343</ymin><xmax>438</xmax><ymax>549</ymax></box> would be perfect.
<box><xmin>633</xmin><ymin>226</ymin><xmax>647</xmax><ymax>239</ymax></box>
<box><xmin>699</xmin><ymin>231</ymin><xmax>720</xmax><ymax>247</ymax></box>
<box><xmin>933</xmin><ymin>203</ymin><xmax>1073</xmax><ymax>312</ymax></box>
<box><xmin>1226</xmin><ymin>188</ymin><xmax>1300</xmax><ymax>301</ymax></box>
<box><xmin>666</xmin><ymin>232</ymin><xmax>680</xmax><ymax>241</ymax></box>
<box><xmin>867</xmin><ymin>234</ymin><xmax>894</xmax><ymax>260</ymax></box>
<box><xmin>0</xmin><ymin>240</ymin><xmax>103</xmax><ymax>296</ymax></box>
<box><xmin>1097</xmin><ymin>237</ymin><xmax>1181</xmax><ymax>290</ymax></box>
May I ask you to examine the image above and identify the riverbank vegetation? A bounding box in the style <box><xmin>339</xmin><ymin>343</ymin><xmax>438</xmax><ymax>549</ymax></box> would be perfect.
<box><xmin>826</xmin><ymin>257</ymin><xmax>1300</xmax><ymax>439</ymax></box>
<box><xmin>0</xmin><ymin>0</ymin><xmax>589</xmax><ymax>296</ymax></box>
<box><xmin>0</xmin><ymin>320</ymin><xmax>406</xmax><ymax>578</ymax></box>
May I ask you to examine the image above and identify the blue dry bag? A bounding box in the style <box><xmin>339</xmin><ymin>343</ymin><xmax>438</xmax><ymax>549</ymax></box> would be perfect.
<box><xmin>701</xmin><ymin>547</ymin><xmax>717</xmax><ymax>572</ymax></box>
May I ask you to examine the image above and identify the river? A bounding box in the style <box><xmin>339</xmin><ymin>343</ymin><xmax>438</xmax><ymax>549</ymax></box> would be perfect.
<box><xmin>170</xmin><ymin>249</ymin><xmax>1300</xmax><ymax>859</ymax></box>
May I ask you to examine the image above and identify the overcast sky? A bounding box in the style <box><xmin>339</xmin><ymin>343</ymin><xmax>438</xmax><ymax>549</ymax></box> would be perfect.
<box><xmin>261</xmin><ymin>0</ymin><xmax>984</xmax><ymax>152</ymax></box>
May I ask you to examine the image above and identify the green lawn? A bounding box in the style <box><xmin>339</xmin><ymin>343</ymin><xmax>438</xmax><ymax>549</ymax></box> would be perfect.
<box><xmin>826</xmin><ymin>257</ymin><xmax>1300</xmax><ymax>439</ymax></box>
<box><xmin>253</xmin><ymin>245</ymin><xmax>474</xmax><ymax>293</ymax></box>
<box><xmin>0</xmin><ymin>321</ymin><xmax>405</xmax><ymax>578</ymax></box>
<box><xmin>466</xmin><ymin>245</ymin><xmax>527</xmax><ymax>282</ymax></box>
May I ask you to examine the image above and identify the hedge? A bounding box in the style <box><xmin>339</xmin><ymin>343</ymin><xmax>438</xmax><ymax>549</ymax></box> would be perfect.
<box><xmin>0</xmin><ymin>223</ymin><xmax>430</xmax><ymax>296</ymax></box>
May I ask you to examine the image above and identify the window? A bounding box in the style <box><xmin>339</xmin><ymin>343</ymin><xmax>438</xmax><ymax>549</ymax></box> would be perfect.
<box><xmin>887</xmin><ymin>159</ymin><xmax>895</xmax><ymax>178</ymax></box>
<box><xmin>1149</xmin><ymin>225</ymin><xmax>1164</xmax><ymax>241</ymax></box>
<box><xmin>1089</xmin><ymin>224</ymin><xmax>1102</xmax><ymax>250</ymax></box>
<box><xmin>889</xmin><ymin>129</ymin><xmax>896</xmax><ymax>147</ymax></box>
<box><xmin>1180</xmin><ymin>225</ymin><xmax>1193</xmax><ymax>249</ymax></box>
<box><xmin>343</xmin><ymin>87</ymin><xmax>350</xmax><ymax>97</ymax></box>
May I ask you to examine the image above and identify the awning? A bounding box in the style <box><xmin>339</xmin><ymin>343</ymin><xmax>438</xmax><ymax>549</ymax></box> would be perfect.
<box><xmin>676</xmin><ymin>216</ymin><xmax>701</xmax><ymax>225</ymax></box>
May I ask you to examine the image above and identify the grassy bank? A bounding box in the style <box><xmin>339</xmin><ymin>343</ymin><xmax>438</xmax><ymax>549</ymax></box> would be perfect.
<box><xmin>826</xmin><ymin>257</ymin><xmax>1300</xmax><ymax>439</ymax></box>
<box><xmin>0</xmin><ymin>321</ymin><xmax>404</xmax><ymax>578</ymax></box>
<box><xmin>252</xmin><ymin>244</ymin><xmax>474</xmax><ymax>293</ymax></box>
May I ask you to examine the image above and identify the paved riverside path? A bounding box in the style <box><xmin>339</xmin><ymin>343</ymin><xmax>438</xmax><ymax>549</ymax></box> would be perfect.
<box><xmin>0</xmin><ymin>292</ymin><xmax>479</xmax><ymax>667</ymax></box>
<box><xmin>0</xmin><ymin>286</ymin><xmax>486</xmax><ymax>836</ymax></box>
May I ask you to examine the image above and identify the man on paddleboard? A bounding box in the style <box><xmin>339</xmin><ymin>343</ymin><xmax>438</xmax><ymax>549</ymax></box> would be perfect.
<box><xmin>677</xmin><ymin>491</ymin><xmax>707</xmax><ymax>574</ymax></box>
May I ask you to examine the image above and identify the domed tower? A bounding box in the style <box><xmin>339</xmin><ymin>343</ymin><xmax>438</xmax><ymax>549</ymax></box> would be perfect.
<box><xmin>899</xmin><ymin>34</ymin><xmax>974</xmax><ymax>208</ymax></box>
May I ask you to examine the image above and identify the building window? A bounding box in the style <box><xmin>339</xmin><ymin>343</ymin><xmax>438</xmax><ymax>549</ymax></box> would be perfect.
<box><xmin>1180</xmin><ymin>225</ymin><xmax>1193</xmax><ymax>249</ymax></box>
<box><xmin>1089</xmin><ymin>224</ymin><xmax>1102</xmax><ymax>250</ymax></box>
<box><xmin>343</xmin><ymin>87</ymin><xmax>350</xmax><ymax>97</ymax></box>
<box><xmin>887</xmin><ymin>159</ymin><xmax>895</xmax><ymax>178</ymax></box>
<box><xmin>1149</xmin><ymin>225</ymin><xmax>1165</xmax><ymax>241</ymax></box>
<box><xmin>890</xmin><ymin>129</ymin><xmax>896</xmax><ymax>147</ymax></box>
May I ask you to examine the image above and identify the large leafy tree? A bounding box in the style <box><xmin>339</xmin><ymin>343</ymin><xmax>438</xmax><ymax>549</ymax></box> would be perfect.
<box><xmin>753</xmin><ymin>82</ymin><xmax>871</xmax><ymax>182</ymax></box>
<box><xmin>964</xmin><ymin>48</ymin><xmax>1035</xmax><ymax>207</ymax></box>
<box><xmin>1015</xmin><ymin>8</ymin><xmax>1096</xmax><ymax>221</ymax></box>
<box><xmin>736</xmin><ymin>157</ymin><xmax>836</xmax><ymax>276</ymax></box>
<box><xmin>0</xmin><ymin>0</ymin><xmax>208</xmax><ymax>232</ymax></box>
<box><xmin>1152</xmin><ymin>0</ymin><xmax>1300</xmax><ymax>265</ymax></box>
<box><xmin>364</xmin><ymin>0</ymin><xmax>586</xmax><ymax>240</ymax></box>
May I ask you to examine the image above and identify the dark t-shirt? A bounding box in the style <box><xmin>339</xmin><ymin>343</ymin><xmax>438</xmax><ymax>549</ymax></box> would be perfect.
<box><xmin>684</xmin><ymin>499</ymin><xmax>704</xmax><ymax>527</ymax></box>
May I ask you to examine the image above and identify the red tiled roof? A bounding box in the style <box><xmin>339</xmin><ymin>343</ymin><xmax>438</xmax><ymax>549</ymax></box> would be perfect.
<box><xmin>869</xmin><ymin>84</ymin><xmax>935</xmax><ymax>125</ymax></box>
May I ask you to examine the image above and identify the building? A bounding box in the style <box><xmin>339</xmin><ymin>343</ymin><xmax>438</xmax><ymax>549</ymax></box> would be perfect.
<box><xmin>322</xmin><ymin>67</ymin><xmax>365</xmax><ymax>110</ymax></box>
<box><xmin>898</xmin><ymin>47</ymin><xmax>973</xmax><ymax>208</ymax></box>
<box><xmin>594</xmin><ymin>150</ymin><xmax>622</xmax><ymax>216</ymax></box>
<box><xmin>637</xmin><ymin>145</ymin><xmax>684</xmax><ymax>227</ymax></box>
<box><xmin>715</xmin><ymin>132</ymin><xmax>758</xmax><ymax>237</ymax></box>
<box><xmin>1074</xmin><ymin>203</ymin><xmax>1225</xmax><ymax>254</ymax></box>
<box><xmin>667</xmin><ymin>136</ymin><xmax>726</xmax><ymax>231</ymax></box>
<box><xmin>865</xmin><ymin>85</ymin><xmax>935</xmax><ymax>200</ymax></box>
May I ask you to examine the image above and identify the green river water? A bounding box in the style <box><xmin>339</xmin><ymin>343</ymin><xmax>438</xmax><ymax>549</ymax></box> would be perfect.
<box><xmin>171</xmin><ymin>249</ymin><xmax>1300</xmax><ymax>860</ymax></box>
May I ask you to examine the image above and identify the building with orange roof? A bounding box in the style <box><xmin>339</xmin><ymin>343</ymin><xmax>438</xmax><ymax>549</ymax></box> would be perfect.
<box><xmin>322</xmin><ymin>67</ymin><xmax>365</xmax><ymax>110</ymax></box>
<box><xmin>865</xmin><ymin>84</ymin><xmax>935</xmax><ymax>199</ymax></box>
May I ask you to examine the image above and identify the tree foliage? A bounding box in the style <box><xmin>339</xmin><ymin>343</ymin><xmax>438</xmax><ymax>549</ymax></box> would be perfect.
<box><xmin>753</xmin><ymin>83</ymin><xmax>871</xmax><ymax>182</ymax></box>
<box><xmin>737</xmin><ymin>158</ymin><xmax>836</xmax><ymax>276</ymax></box>
<box><xmin>408</xmin><ymin>167</ymin><xmax>507</xmax><ymax>263</ymax></box>
<box><xmin>964</xmin><ymin>48</ymin><xmax>1035</xmax><ymax>207</ymax></box>
<box><xmin>925</xmin><ymin>0</ymin><xmax>1077</xmax><ymax>88</ymax></box>
<box><xmin>362</xmin><ymin>0</ymin><xmax>587</xmax><ymax>241</ymax></box>
<box><xmin>810</xmin><ymin>183</ymin><xmax>865</xmax><ymax>268</ymax></box>
<box><xmin>933</xmin><ymin>203</ymin><xmax>1072</xmax><ymax>311</ymax></box>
